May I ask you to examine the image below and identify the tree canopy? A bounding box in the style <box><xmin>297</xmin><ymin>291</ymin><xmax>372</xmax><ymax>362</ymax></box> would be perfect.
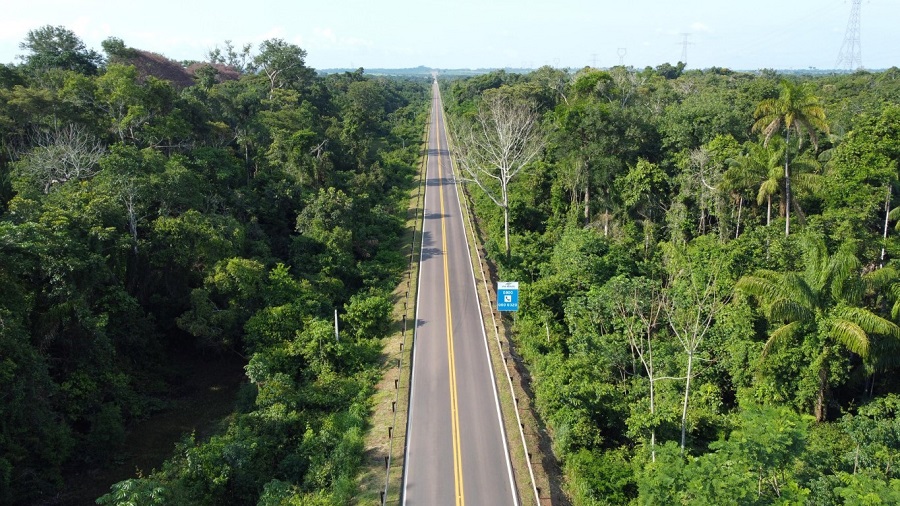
<box><xmin>442</xmin><ymin>63</ymin><xmax>900</xmax><ymax>504</ymax></box>
<box><xmin>0</xmin><ymin>27</ymin><xmax>429</xmax><ymax>505</ymax></box>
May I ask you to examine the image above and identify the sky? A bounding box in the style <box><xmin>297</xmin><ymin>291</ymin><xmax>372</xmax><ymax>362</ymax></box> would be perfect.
<box><xmin>1</xmin><ymin>0</ymin><xmax>898</xmax><ymax>71</ymax></box>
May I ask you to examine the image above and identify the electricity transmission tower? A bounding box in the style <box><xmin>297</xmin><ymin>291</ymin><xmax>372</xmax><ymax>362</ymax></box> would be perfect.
<box><xmin>835</xmin><ymin>0</ymin><xmax>862</xmax><ymax>70</ymax></box>
<box><xmin>617</xmin><ymin>47</ymin><xmax>627</xmax><ymax>66</ymax></box>
<box><xmin>678</xmin><ymin>33</ymin><xmax>692</xmax><ymax>66</ymax></box>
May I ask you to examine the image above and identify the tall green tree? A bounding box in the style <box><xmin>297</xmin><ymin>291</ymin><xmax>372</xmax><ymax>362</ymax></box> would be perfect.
<box><xmin>552</xmin><ymin>97</ymin><xmax>622</xmax><ymax>231</ymax></box>
<box><xmin>752</xmin><ymin>80</ymin><xmax>828</xmax><ymax>236</ymax></box>
<box><xmin>823</xmin><ymin>105</ymin><xmax>900</xmax><ymax>248</ymax></box>
<box><xmin>736</xmin><ymin>235</ymin><xmax>900</xmax><ymax>421</ymax></box>
<box><xmin>616</xmin><ymin>158</ymin><xmax>668</xmax><ymax>254</ymax></box>
<box><xmin>253</xmin><ymin>39</ymin><xmax>315</xmax><ymax>95</ymax></box>
<box><xmin>18</xmin><ymin>25</ymin><xmax>103</xmax><ymax>76</ymax></box>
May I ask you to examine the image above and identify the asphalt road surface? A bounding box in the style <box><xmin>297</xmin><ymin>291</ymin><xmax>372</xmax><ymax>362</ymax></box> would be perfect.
<box><xmin>402</xmin><ymin>80</ymin><xmax>518</xmax><ymax>506</ymax></box>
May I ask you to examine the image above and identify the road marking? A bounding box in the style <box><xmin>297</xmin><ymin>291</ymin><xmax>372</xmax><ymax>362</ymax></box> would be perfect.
<box><xmin>439</xmin><ymin>85</ymin><xmax>522</xmax><ymax>506</ymax></box>
<box><xmin>401</xmin><ymin>95</ymin><xmax>435</xmax><ymax>506</ymax></box>
<box><xmin>437</xmin><ymin>96</ymin><xmax>465</xmax><ymax>506</ymax></box>
<box><xmin>406</xmin><ymin>84</ymin><xmax>518</xmax><ymax>505</ymax></box>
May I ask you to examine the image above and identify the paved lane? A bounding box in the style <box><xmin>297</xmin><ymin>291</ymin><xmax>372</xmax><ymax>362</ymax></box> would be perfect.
<box><xmin>402</xmin><ymin>80</ymin><xmax>518</xmax><ymax>506</ymax></box>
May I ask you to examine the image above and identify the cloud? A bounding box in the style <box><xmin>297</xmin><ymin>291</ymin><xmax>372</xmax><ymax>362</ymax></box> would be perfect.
<box><xmin>308</xmin><ymin>27</ymin><xmax>372</xmax><ymax>49</ymax></box>
<box><xmin>691</xmin><ymin>22</ymin><xmax>711</xmax><ymax>33</ymax></box>
<box><xmin>341</xmin><ymin>36</ymin><xmax>373</xmax><ymax>49</ymax></box>
<box><xmin>258</xmin><ymin>26</ymin><xmax>287</xmax><ymax>41</ymax></box>
<box><xmin>69</xmin><ymin>16</ymin><xmax>115</xmax><ymax>43</ymax></box>
<box><xmin>0</xmin><ymin>18</ymin><xmax>39</xmax><ymax>43</ymax></box>
<box><xmin>313</xmin><ymin>27</ymin><xmax>337</xmax><ymax>44</ymax></box>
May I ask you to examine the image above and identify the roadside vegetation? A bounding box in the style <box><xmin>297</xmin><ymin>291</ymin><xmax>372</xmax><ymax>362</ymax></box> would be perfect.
<box><xmin>0</xmin><ymin>26</ymin><xmax>429</xmax><ymax>504</ymax></box>
<box><xmin>444</xmin><ymin>64</ymin><xmax>900</xmax><ymax>504</ymax></box>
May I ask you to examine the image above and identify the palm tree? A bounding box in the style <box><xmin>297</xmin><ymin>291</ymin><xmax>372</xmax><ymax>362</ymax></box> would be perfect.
<box><xmin>862</xmin><ymin>266</ymin><xmax>900</xmax><ymax>374</ymax></box>
<box><xmin>736</xmin><ymin>235</ymin><xmax>900</xmax><ymax>421</ymax></box>
<box><xmin>725</xmin><ymin>140</ymin><xmax>784</xmax><ymax>228</ymax></box>
<box><xmin>752</xmin><ymin>80</ymin><xmax>828</xmax><ymax>236</ymax></box>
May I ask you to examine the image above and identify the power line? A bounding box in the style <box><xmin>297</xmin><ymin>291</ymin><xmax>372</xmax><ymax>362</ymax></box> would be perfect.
<box><xmin>709</xmin><ymin>2</ymin><xmax>843</xmax><ymax>70</ymax></box>
<box><xmin>835</xmin><ymin>0</ymin><xmax>862</xmax><ymax>70</ymax></box>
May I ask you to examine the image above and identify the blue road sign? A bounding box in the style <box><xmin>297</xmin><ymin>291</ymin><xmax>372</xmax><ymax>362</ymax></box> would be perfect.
<box><xmin>497</xmin><ymin>281</ymin><xmax>519</xmax><ymax>311</ymax></box>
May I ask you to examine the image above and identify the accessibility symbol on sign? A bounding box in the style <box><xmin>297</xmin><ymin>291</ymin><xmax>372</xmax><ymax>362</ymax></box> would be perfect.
<box><xmin>497</xmin><ymin>282</ymin><xmax>519</xmax><ymax>312</ymax></box>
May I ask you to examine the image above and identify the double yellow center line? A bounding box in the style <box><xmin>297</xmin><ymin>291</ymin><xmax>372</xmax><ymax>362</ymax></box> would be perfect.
<box><xmin>435</xmin><ymin>93</ymin><xmax>465</xmax><ymax>506</ymax></box>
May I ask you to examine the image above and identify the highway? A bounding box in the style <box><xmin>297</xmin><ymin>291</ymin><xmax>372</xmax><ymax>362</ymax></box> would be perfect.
<box><xmin>402</xmin><ymin>80</ymin><xmax>519</xmax><ymax>506</ymax></box>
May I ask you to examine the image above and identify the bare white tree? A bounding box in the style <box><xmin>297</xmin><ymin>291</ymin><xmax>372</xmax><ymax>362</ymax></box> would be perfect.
<box><xmin>453</xmin><ymin>94</ymin><xmax>545</xmax><ymax>258</ymax></box>
<box><xmin>16</xmin><ymin>124</ymin><xmax>105</xmax><ymax>193</ymax></box>
<box><xmin>685</xmin><ymin>148</ymin><xmax>728</xmax><ymax>240</ymax></box>
<box><xmin>607</xmin><ymin>277</ymin><xmax>667</xmax><ymax>462</ymax></box>
<box><xmin>662</xmin><ymin>246</ymin><xmax>729</xmax><ymax>452</ymax></box>
<box><xmin>114</xmin><ymin>175</ymin><xmax>145</xmax><ymax>254</ymax></box>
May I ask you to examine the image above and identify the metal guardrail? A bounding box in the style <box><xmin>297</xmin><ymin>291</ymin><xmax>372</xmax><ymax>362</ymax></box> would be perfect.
<box><xmin>381</xmin><ymin>89</ymin><xmax>542</xmax><ymax>506</ymax></box>
<box><xmin>437</xmin><ymin>85</ymin><xmax>542</xmax><ymax>506</ymax></box>
<box><xmin>455</xmin><ymin>151</ymin><xmax>543</xmax><ymax>506</ymax></box>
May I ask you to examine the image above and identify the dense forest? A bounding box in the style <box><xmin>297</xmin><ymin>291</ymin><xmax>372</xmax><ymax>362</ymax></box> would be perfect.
<box><xmin>444</xmin><ymin>65</ymin><xmax>900</xmax><ymax>504</ymax></box>
<box><xmin>0</xmin><ymin>26</ymin><xmax>429</xmax><ymax>504</ymax></box>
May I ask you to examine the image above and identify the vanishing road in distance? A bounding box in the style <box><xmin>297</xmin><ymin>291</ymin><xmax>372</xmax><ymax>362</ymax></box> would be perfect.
<box><xmin>402</xmin><ymin>80</ymin><xmax>518</xmax><ymax>506</ymax></box>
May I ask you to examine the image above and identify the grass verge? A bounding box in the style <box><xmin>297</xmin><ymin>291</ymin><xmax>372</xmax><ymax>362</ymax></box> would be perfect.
<box><xmin>455</xmin><ymin>181</ymin><xmax>570</xmax><ymax>505</ymax></box>
<box><xmin>355</xmin><ymin>122</ymin><xmax>428</xmax><ymax>505</ymax></box>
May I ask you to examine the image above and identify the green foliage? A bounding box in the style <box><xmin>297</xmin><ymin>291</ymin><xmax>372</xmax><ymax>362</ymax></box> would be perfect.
<box><xmin>2</xmin><ymin>25</ymin><xmax>429</xmax><ymax>504</ymax></box>
<box><xmin>254</xmin><ymin>39</ymin><xmax>315</xmax><ymax>93</ymax></box>
<box><xmin>7</xmin><ymin>26</ymin><xmax>900</xmax><ymax>504</ymax></box>
<box><xmin>636</xmin><ymin>407</ymin><xmax>811</xmax><ymax>505</ymax></box>
<box><xmin>18</xmin><ymin>25</ymin><xmax>103</xmax><ymax>76</ymax></box>
<box><xmin>447</xmin><ymin>67</ymin><xmax>900</xmax><ymax>503</ymax></box>
<box><xmin>820</xmin><ymin>106</ymin><xmax>900</xmax><ymax>245</ymax></box>
<box><xmin>839</xmin><ymin>394</ymin><xmax>900</xmax><ymax>478</ymax></box>
<box><xmin>96</xmin><ymin>478</ymin><xmax>174</xmax><ymax>505</ymax></box>
<box><xmin>662</xmin><ymin>87</ymin><xmax>750</xmax><ymax>152</ymax></box>
<box><xmin>618</xmin><ymin>158</ymin><xmax>668</xmax><ymax>217</ymax></box>
<box><xmin>178</xmin><ymin>257</ymin><xmax>267</xmax><ymax>350</ymax></box>
<box><xmin>341</xmin><ymin>291</ymin><xmax>392</xmax><ymax>341</ymax></box>
<box><xmin>736</xmin><ymin>234</ymin><xmax>900</xmax><ymax>420</ymax></box>
<box><xmin>101</xmin><ymin>37</ymin><xmax>138</xmax><ymax>60</ymax></box>
<box><xmin>0</xmin><ymin>310</ymin><xmax>73</xmax><ymax>502</ymax></box>
<box><xmin>834</xmin><ymin>473</ymin><xmax>900</xmax><ymax>505</ymax></box>
<box><xmin>566</xmin><ymin>447</ymin><xmax>636</xmax><ymax>505</ymax></box>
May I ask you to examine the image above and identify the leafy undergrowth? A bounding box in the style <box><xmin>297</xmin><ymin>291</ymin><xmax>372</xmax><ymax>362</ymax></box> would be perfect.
<box><xmin>51</xmin><ymin>354</ymin><xmax>245</xmax><ymax>505</ymax></box>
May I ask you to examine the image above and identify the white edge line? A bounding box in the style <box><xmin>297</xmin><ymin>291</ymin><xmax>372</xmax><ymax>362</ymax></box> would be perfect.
<box><xmin>438</xmin><ymin>85</ymin><xmax>521</xmax><ymax>506</ymax></box>
<box><xmin>459</xmin><ymin>157</ymin><xmax>542</xmax><ymax>505</ymax></box>
<box><xmin>401</xmin><ymin>87</ymin><xmax>437</xmax><ymax>506</ymax></box>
